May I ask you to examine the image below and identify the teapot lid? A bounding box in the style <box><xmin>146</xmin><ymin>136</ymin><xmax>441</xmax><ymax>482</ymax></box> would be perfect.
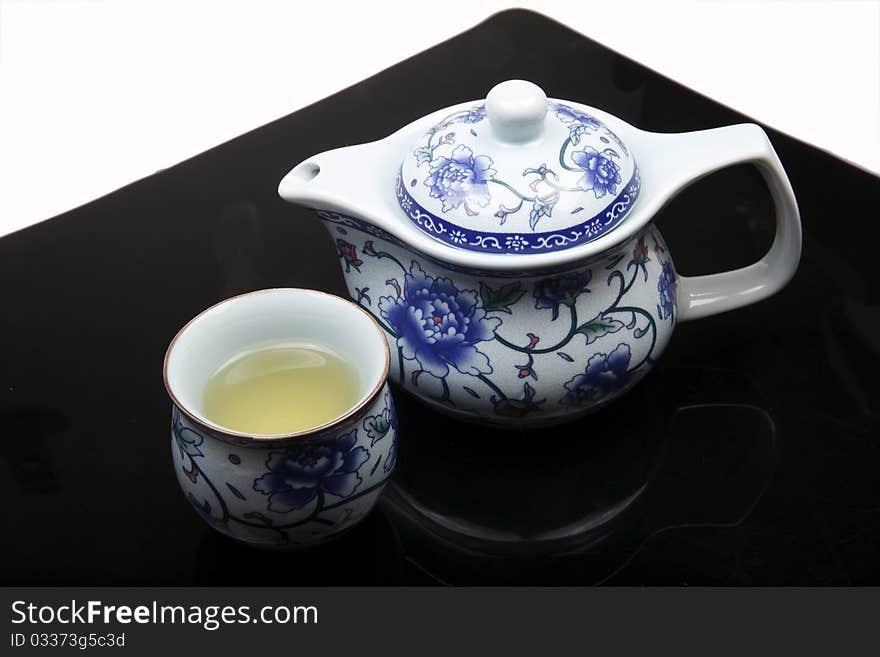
<box><xmin>397</xmin><ymin>80</ymin><xmax>640</xmax><ymax>255</ymax></box>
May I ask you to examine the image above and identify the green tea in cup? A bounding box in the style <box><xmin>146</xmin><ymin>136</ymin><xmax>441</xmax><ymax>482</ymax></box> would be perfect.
<box><xmin>202</xmin><ymin>342</ymin><xmax>359</xmax><ymax>435</ymax></box>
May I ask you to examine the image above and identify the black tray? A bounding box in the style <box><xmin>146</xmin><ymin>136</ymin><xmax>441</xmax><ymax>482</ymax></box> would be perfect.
<box><xmin>2</xmin><ymin>9</ymin><xmax>878</xmax><ymax>585</ymax></box>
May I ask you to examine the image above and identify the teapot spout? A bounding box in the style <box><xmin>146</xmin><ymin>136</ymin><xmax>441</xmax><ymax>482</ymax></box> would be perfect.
<box><xmin>278</xmin><ymin>160</ymin><xmax>322</xmax><ymax>198</ymax></box>
<box><xmin>278</xmin><ymin>155</ymin><xmax>328</xmax><ymax>206</ymax></box>
<box><xmin>278</xmin><ymin>141</ymin><xmax>391</xmax><ymax>222</ymax></box>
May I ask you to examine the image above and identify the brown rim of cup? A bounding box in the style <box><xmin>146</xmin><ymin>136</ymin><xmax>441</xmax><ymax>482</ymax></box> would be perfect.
<box><xmin>162</xmin><ymin>288</ymin><xmax>391</xmax><ymax>442</ymax></box>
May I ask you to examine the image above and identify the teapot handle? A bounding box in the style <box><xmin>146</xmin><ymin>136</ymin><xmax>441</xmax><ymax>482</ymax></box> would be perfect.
<box><xmin>640</xmin><ymin>123</ymin><xmax>802</xmax><ymax>322</ymax></box>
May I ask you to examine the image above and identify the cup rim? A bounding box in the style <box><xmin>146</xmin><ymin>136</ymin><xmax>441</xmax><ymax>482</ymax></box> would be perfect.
<box><xmin>162</xmin><ymin>287</ymin><xmax>391</xmax><ymax>442</ymax></box>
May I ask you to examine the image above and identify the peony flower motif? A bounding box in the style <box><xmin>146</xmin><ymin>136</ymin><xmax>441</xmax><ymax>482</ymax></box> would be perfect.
<box><xmin>561</xmin><ymin>344</ymin><xmax>631</xmax><ymax>406</ymax></box>
<box><xmin>425</xmin><ymin>145</ymin><xmax>496</xmax><ymax>213</ymax></box>
<box><xmin>505</xmin><ymin>235</ymin><xmax>529</xmax><ymax>251</ymax></box>
<box><xmin>533</xmin><ymin>269</ymin><xmax>592</xmax><ymax>320</ymax></box>
<box><xmin>657</xmin><ymin>261</ymin><xmax>676</xmax><ymax>320</ymax></box>
<box><xmin>253</xmin><ymin>431</ymin><xmax>369</xmax><ymax>513</ymax></box>
<box><xmin>572</xmin><ymin>147</ymin><xmax>622</xmax><ymax>198</ymax></box>
<box><xmin>379</xmin><ymin>262</ymin><xmax>501</xmax><ymax>379</ymax></box>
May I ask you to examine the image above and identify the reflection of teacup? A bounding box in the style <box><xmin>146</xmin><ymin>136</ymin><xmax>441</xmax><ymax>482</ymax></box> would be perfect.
<box><xmin>163</xmin><ymin>289</ymin><xmax>396</xmax><ymax>550</ymax></box>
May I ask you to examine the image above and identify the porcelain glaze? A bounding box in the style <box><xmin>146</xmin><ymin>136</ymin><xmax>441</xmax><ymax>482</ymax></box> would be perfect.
<box><xmin>279</xmin><ymin>80</ymin><xmax>802</xmax><ymax>427</ymax></box>
<box><xmin>164</xmin><ymin>289</ymin><xmax>395</xmax><ymax>548</ymax></box>
<box><xmin>398</xmin><ymin>81</ymin><xmax>640</xmax><ymax>254</ymax></box>
<box><xmin>325</xmin><ymin>209</ymin><xmax>673</xmax><ymax>426</ymax></box>
<box><xmin>170</xmin><ymin>386</ymin><xmax>396</xmax><ymax>548</ymax></box>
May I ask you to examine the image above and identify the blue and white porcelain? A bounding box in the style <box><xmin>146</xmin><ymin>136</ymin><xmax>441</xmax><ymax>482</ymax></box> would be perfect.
<box><xmin>163</xmin><ymin>289</ymin><xmax>396</xmax><ymax>549</ymax></box>
<box><xmin>279</xmin><ymin>80</ymin><xmax>802</xmax><ymax>428</ymax></box>
<box><xmin>399</xmin><ymin>82</ymin><xmax>639</xmax><ymax>254</ymax></box>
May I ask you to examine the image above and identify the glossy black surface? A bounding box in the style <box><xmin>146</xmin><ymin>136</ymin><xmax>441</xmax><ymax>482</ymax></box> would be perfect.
<box><xmin>2</xmin><ymin>10</ymin><xmax>878</xmax><ymax>585</ymax></box>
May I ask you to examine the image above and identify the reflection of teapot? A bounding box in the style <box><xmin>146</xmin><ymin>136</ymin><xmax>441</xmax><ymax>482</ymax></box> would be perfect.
<box><xmin>279</xmin><ymin>80</ymin><xmax>801</xmax><ymax>427</ymax></box>
<box><xmin>380</xmin><ymin>368</ymin><xmax>777</xmax><ymax>584</ymax></box>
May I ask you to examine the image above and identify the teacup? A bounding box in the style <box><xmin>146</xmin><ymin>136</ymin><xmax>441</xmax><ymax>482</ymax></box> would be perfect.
<box><xmin>163</xmin><ymin>288</ymin><xmax>396</xmax><ymax>550</ymax></box>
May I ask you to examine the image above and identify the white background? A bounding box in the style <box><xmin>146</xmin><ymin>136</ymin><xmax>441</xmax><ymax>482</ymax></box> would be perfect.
<box><xmin>1</xmin><ymin>0</ymin><xmax>878</xmax><ymax>238</ymax></box>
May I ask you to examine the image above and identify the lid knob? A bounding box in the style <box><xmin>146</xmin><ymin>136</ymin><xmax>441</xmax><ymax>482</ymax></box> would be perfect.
<box><xmin>486</xmin><ymin>79</ymin><xmax>548</xmax><ymax>144</ymax></box>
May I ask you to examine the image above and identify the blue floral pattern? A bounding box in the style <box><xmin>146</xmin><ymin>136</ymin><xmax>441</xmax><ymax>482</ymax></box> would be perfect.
<box><xmin>426</xmin><ymin>145</ymin><xmax>496</xmax><ymax>213</ymax></box>
<box><xmin>658</xmin><ymin>261</ymin><xmax>676</xmax><ymax>320</ymax></box>
<box><xmin>253</xmin><ymin>431</ymin><xmax>369</xmax><ymax>513</ymax></box>
<box><xmin>171</xmin><ymin>388</ymin><xmax>396</xmax><ymax>549</ymax></box>
<box><xmin>561</xmin><ymin>343</ymin><xmax>632</xmax><ymax>406</ymax></box>
<box><xmin>395</xmin><ymin>172</ymin><xmax>640</xmax><ymax>255</ymax></box>
<box><xmin>379</xmin><ymin>262</ymin><xmax>501</xmax><ymax>378</ymax></box>
<box><xmin>327</xmin><ymin>218</ymin><xmax>673</xmax><ymax>424</ymax></box>
<box><xmin>572</xmin><ymin>147</ymin><xmax>622</xmax><ymax>198</ymax></box>
<box><xmin>534</xmin><ymin>270</ymin><xmax>592</xmax><ymax>320</ymax></box>
<box><xmin>401</xmin><ymin>100</ymin><xmax>639</xmax><ymax>253</ymax></box>
<box><xmin>459</xmin><ymin>105</ymin><xmax>487</xmax><ymax>124</ymax></box>
<box><xmin>554</xmin><ymin>105</ymin><xmax>602</xmax><ymax>144</ymax></box>
<box><xmin>314</xmin><ymin>201</ymin><xmax>675</xmax><ymax>426</ymax></box>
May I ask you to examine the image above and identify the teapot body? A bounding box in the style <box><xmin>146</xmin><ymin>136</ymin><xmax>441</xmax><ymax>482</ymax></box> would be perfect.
<box><xmin>318</xmin><ymin>210</ymin><xmax>677</xmax><ymax>427</ymax></box>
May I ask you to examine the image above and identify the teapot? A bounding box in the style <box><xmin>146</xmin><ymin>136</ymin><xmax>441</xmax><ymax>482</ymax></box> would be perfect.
<box><xmin>278</xmin><ymin>80</ymin><xmax>801</xmax><ymax>428</ymax></box>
